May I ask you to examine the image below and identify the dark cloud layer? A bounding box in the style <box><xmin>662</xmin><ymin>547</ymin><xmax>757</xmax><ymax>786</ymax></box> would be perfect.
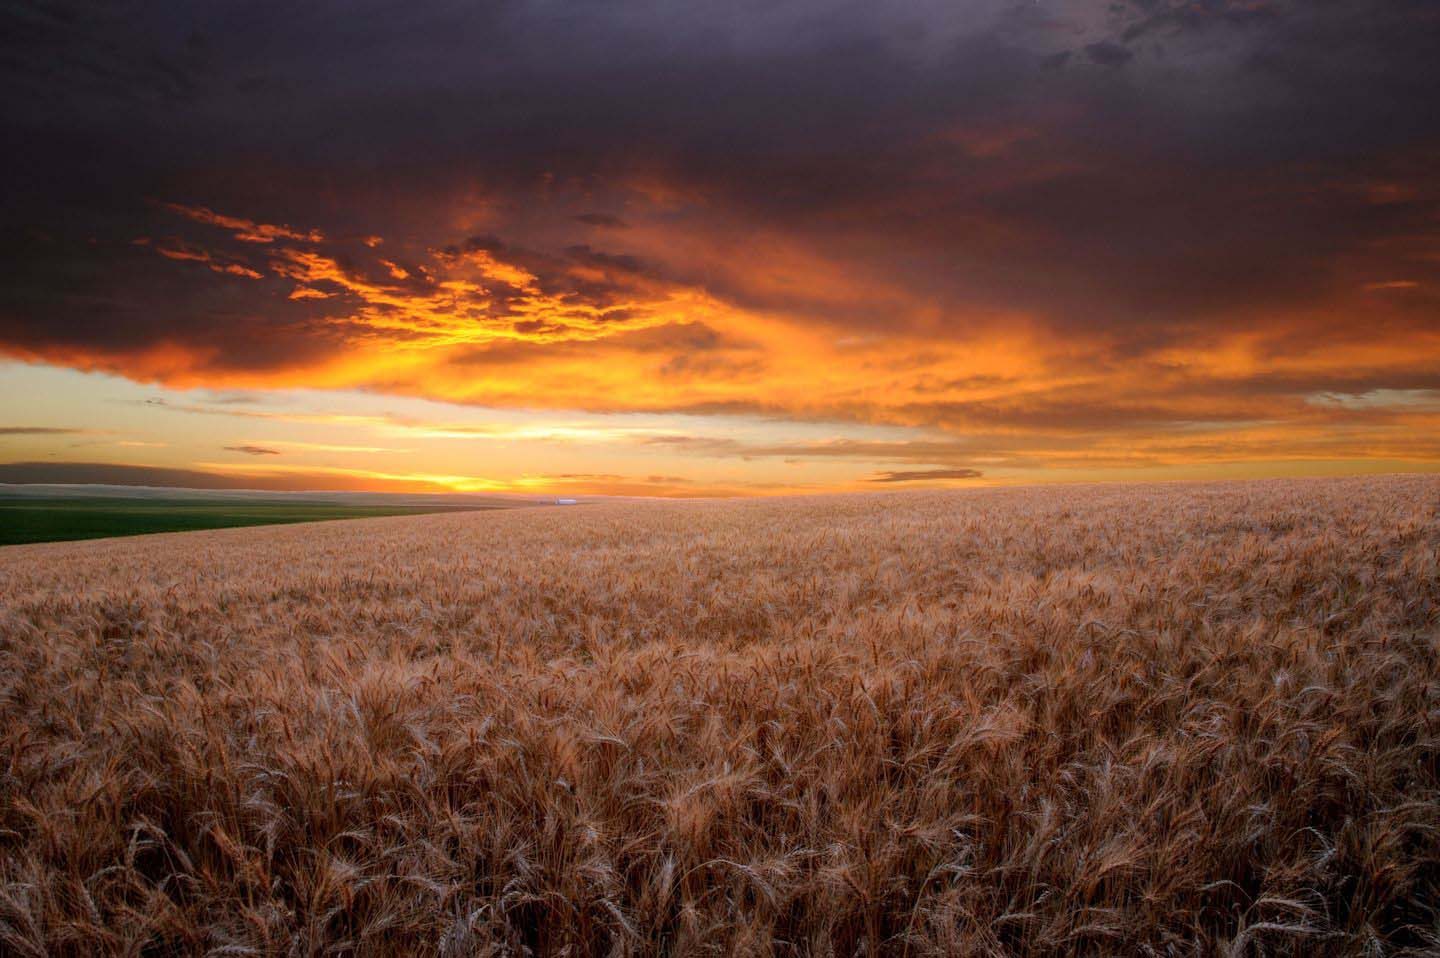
<box><xmin>0</xmin><ymin>426</ymin><xmax>89</xmax><ymax>435</ymax></box>
<box><xmin>868</xmin><ymin>469</ymin><xmax>985</xmax><ymax>484</ymax></box>
<box><xmin>0</xmin><ymin>0</ymin><xmax>1438</xmax><ymax>462</ymax></box>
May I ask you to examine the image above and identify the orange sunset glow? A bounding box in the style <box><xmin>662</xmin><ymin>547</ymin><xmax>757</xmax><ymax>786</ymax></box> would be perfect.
<box><xmin>6</xmin><ymin>6</ymin><xmax>1440</xmax><ymax>953</ymax></box>
<box><xmin>2</xmin><ymin>0</ymin><xmax>1438</xmax><ymax>495</ymax></box>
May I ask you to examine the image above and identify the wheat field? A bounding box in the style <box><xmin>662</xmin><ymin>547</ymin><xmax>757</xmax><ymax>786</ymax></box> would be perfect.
<box><xmin>1</xmin><ymin>476</ymin><xmax>1437</xmax><ymax>956</ymax></box>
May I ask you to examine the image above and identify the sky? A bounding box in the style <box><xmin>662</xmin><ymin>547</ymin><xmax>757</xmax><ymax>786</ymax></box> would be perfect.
<box><xmin>2</xmin><ymin>0</ymin><xmax>1438</xmax><ymax>496</ymax></box>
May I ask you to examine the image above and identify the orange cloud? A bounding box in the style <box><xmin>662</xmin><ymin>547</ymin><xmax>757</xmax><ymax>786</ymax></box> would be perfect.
<box><xmin>153</xmin><ymin>241</ymin><xmax>264</xmax><ymax>279</ymax></box>
<box><xmin>6</xmin><ymin>194</ymin><xmax>1440</xmax><ymax>489</ymax></box>
<box><xmin>162</xmin><ymin>203</ymin><xmax>325</xmax><ymax>244</ymax></box>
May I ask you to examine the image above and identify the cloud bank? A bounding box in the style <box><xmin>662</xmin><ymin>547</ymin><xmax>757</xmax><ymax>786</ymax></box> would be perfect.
<box><xmin>1</xmin><ymin>0</ymin><xmax>1438</xmax><ymax>478</ymax></box>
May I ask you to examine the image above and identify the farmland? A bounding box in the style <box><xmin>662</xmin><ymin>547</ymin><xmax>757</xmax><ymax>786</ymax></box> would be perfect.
<box><xmin>0</xmin><ymin>495</ymin><xmax>501</xmax><ymax>546</ymax></box>
<box><xmin>0</xmin><ymin>476</ymin><xmax>1437</xmax><ymax>955</ymax></box>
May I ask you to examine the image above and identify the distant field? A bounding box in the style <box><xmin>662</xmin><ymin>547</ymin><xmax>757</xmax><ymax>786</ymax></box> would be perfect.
<box><xmin>0</xmin><ymin>496</ymin><xmax>495</xmax><ymax>545</ymax></box>
<box><xmin>1</xmin><ymin>476</ymin><xmax>1437</xmax><ymax>955</ymax></box>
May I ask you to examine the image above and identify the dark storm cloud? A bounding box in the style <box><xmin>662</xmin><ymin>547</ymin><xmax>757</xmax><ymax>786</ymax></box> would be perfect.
<box><xmin>1117</xmin><ymin>0</ymin><xmax>1284</xmax><ymax>42</ymax></box>
<box><xmin>1083</xmin><ymin>41</ymin><xmax>1134</xmax><ymax>67</ymax></box>
<box><xmin>0</xmin><ymin>0</ymin><xmax>1437</xmax><ymax>427</ymax></box>
<box><xmin>564</xmin><ymin>246</ymin><xmax>647</xmax><ymax>276</ymax></box>
<box><xmin>0</xmin><ymin>224</ymin><xmax>336</xmax><ymax>373</ymax></box>
<box><xmin>575</xmin><ymin>214</ymin><xmax>628</xmax><ymax>229</ymax></box>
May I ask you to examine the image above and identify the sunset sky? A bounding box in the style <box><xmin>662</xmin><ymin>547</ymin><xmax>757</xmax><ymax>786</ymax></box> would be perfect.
<box><xmin>2</xmin><ymin>0</ymin><xmax>1438</xmax><ymax>496</ymax></box>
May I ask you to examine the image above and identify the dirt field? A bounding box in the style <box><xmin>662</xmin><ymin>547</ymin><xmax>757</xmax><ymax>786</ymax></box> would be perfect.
<box><xmin>1</xmin><ymin>476</ymin><xmax>1437</xmax><ymax>955</ymax></box>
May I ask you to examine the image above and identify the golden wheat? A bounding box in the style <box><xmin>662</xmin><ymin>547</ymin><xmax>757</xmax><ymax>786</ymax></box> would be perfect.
<box><xmin>1</xmin><ymin>476</ymin><xmax>1437</xmax><ymax>955</ymax></box>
